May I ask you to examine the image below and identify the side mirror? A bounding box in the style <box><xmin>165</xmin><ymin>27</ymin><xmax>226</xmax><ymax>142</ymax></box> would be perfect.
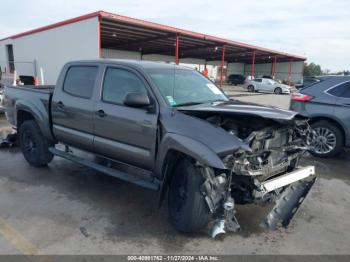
<box><xmin>123</xmin><ymin>92</ymin><xmax>151</xmax><ymax>108</ymax></box>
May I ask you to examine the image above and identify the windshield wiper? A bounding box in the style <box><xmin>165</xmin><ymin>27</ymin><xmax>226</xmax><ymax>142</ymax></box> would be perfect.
<box><xmin>174</xmin><ymin>102</ymin><xmax>205</xmax><ymax>107</ymax></box>
<box><xmin>209</xmin><ymin>99</ymin><xmax>227</xmax><ymax>103</ymax></box>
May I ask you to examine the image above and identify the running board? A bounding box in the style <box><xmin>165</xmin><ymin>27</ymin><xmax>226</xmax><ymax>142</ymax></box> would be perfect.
<box><xmin>49</xmin><ymin>147</ymin><xmax>160</xmax><ymax>191</ymax></box>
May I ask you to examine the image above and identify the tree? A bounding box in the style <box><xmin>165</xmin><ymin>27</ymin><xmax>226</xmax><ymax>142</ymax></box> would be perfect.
<box><xmin>304</xmin><ymin>62</ymin><xmax>322</xmax><ymax>76</ymax></box>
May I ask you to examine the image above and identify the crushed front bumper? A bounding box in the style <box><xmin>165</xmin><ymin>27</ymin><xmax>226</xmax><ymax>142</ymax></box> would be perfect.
<box><xmin>255</xmin><ymin>166</ymin><xmax>316</xmax><ymax>230</ymax></box>
<box><xmin>253</xmin><ymin>166</ymin><xmax>315</xmax><ymax>198</ymax></box>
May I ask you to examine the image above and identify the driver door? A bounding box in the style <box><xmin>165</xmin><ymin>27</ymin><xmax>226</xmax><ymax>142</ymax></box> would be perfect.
<box><xmin>93</xmin><ymin>65</ymin><xmax>158</xmax><ymax>170</ymax></box>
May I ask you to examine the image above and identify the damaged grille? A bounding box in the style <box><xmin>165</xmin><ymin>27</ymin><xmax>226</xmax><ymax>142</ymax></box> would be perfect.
<box><xmin>232</xmin><ymin>121</ymin><xmax>311</xmax><ymax>181</ymax></box>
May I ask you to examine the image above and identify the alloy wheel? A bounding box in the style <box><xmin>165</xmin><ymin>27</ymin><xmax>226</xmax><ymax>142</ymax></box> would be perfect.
<box><xmin>312</xmin><ymin>127</ymin><xmax>337</xmax><ymax>154</ymax></box>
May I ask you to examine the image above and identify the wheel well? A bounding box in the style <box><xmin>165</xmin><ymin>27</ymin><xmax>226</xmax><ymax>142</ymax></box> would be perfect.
<box><xmin>310</xmin><ymin>117</ymin><xmax>346</xmax><ymax>145</ymax></box>
<box><xmin>157</xmin><ymin>150</ymin><xmax>192</xmax><ymax>208</ymax></box>
<box><xmin>17</xmin><ymin>110</ymin><xmax>35</xmax><ymax>129</ymax></box>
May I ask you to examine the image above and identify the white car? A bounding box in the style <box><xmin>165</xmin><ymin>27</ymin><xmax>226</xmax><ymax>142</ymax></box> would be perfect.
<box><xmin>0</xmin><ymin>86</ymin><xmax>5</xmax><ymax>112</ymax></box>
<box><xmin>244</xmin><ymin>78</ymin><xmax>291</xmax><ymax>94</ymax></box>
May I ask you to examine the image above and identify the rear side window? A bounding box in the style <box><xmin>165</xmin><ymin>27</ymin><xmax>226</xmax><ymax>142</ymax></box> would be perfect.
<box><xmin>102</xmin><ymin>68</ymin><xmax>147</xmax><ymax>105</ymax></box>
<box><xmin>63</xmin><ymin>66</ymin><xmax>98</xmax><ymax>98</ymax></box>
<box><xmin>328</xmin><ymin>81</ymin><xmax>350</xmax><ymax>98</ymax></box>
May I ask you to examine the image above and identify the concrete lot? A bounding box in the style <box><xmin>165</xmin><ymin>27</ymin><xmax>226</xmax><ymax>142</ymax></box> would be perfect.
<box><xmin>0</xmin><ymin>90</ymin><xmax>350</xmax><ymax>255</ymax></box>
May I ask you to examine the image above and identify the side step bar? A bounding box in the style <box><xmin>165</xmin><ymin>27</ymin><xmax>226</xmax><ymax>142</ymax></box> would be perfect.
<box><xmin>49</xmin><ymin>147</ymin><xmax>160</xmax><ymax>191</ymax></box>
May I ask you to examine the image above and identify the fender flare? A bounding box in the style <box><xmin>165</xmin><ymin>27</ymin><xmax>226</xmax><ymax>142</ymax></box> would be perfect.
<box><xmin>154</xmin><ymin>133</ymin><xmax>227</xmax><ymax>179</ymax></box>
<box><xmin>15</xmin><ymin>100</ymin><xmax>54</xmax><ymax>141</ymax></box>
<box><xmin>154</xmin><ymin>133</ymin><xmax>228</xmax><ymax>207</ymax></box>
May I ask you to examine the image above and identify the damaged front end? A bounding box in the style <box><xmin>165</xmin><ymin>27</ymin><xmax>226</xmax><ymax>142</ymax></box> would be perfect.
<box><xmin>199</xmin><ymin>116</ymin><xmax>316</xmax><ymax>237</ymax></box>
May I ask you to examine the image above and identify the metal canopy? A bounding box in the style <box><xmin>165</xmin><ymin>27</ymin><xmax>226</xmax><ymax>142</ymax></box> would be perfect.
<box><xmin>1</xmin><ymin>10</ymin><xmax>306</xmax><ymax>64</ymax></box>
<box><xmin>99</xmin><ymin>11</ymin><xmax>306</xmax><ymax>64</ymax></box>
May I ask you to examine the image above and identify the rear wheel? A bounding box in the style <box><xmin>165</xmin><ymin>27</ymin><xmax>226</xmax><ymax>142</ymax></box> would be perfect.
<box><xmin>19</xmin><ymin>120</ymin><xmax>53</xmax><ymax>167</ymax></box>
<box><xmin>168</xmin><ymin>158</ymin><xmax>210</xmax><ymax>232</ymax></box>
<box><xmin>310</xmin><ymin>120</ymin><xmax>343</xmax><ymax>158</ymax></box>
<box><xmin>274</xmin><ymin>87</ymin><xmax>282</xmax><ymax>94</ymax></box>
<box><xmin>248</xmin><ymin>85</ymin><xmax>255</xmax><ymax>92</ymax></box>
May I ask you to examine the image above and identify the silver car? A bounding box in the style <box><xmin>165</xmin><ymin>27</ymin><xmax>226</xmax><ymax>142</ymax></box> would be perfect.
<box><xmin>0</xmin><ymin>86</ymin><xmax>5</xmax><ymax>112</ymax></box>
<box><xmin>244</xmin><ymin>78</ymin><xmax>291</xmax><ymax>94</ymax></box>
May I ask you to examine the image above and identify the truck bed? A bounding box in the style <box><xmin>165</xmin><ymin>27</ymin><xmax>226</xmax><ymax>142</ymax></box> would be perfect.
<box><xmin>6</xmin><ymin>85</ymin><xmax>55</xmax><ymax>93</ymax></box>
<box><xmin>3</xmin><ymin>85</ymin><xmax>55</xmax><ymax>140</ymax></box>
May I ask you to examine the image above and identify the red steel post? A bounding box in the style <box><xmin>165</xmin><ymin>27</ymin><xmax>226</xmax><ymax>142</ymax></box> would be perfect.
<box><xmin>220</xmin><ymin>45</ymin><xmax>226</xmax><ymax>87</ymax></box>
<box><xmin>288</xmin><ymin>59</ymin><xmax>292</xmax><ymax>85</ymax></box>
<box><xmin>272</xmin><ymin>55</ymin><xmax>277</xmax><ymax>78</ymax></box>
<box><xmin>251</xmin><ymin>50</ymin><xmax>256</xmax><ymax>79</ymax></box>
<box><xmin>98</xmin><ymin>16</ymin><xmax>102</xmax><ymax>58</ymax></box>
<box><xmin>175</xmin><ymin>35</ymin><xmax>179</xmax><ymax>65</ymax></box>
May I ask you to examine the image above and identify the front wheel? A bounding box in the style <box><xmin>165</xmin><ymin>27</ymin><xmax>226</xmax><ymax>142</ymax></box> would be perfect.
<box><xmin>310</xmin><ymin>121</ymin><xmax>344</xmax><ymax>158</ymax></box>
<box><xmin>19</xmin><ymin>120</ymin><xmax>54</xmax><ymax>167</ymax></box>
<box><xmin>168</xmin><ymin>158</ymin><xmax>210</xmax><ymax>232</ymax></box>
<box><xmin>247</xmin><ymin>85</ymin><xmax>255</xmax><ymax>92</ymax></box>
<box><xmin>274</xmin><ymin>87</ymin><xmax>282</xmax><ymax>94</ymax></box>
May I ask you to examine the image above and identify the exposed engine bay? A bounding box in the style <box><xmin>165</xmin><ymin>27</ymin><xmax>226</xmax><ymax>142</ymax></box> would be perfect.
<box><xmin>204</xmin><ymin>113</ymin><xmax>312</xmax><ymax>180</ymax></box>
<box><xmin>181</xmin><ymin>110</ymin><xmax>316</xmax><ymax>237</ymax></box>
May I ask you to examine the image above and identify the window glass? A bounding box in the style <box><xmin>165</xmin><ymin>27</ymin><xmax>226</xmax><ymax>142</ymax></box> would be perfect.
<box><xmin>102</xmin><ymin>68</ymin><xmax>147</xmax><ymax>104</ymax></box>
<box><xmin>147</xmin><ymin>68</ymin><xmax>228</xmax><ymax>106</ymax></box>
<box><xmin>63</xmin><ymin>66</ymin><xmax>97</xmax><ymax>98</ymax></box>
<box><xmin>328</xmin><ymin>81</ymin><xmax>350</xmax><ymax>98</ymax></box>
<box><xmin>254</xmin><ymin>79</ymin><xmax>262</xmax><ymax>83</ymax></box>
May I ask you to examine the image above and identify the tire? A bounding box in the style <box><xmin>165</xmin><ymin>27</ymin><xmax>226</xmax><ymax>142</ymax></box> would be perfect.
<box><xmin>19</xmin><ymin>120</ymin><xmax>53</xmax><ymax>167</ymax></box>
<box><xmin>247</xmin><ymin>85</ymin><xmax>255</xmax><ymax>92</ymax></box>
<box><xmin>168</xmin><ymin>158</ymin><xmax>210</xmax><ymax>233</ymax></box>
<box><xmin>274</xmin><ymin>87</ymin><xmax>282</xmax><ymax>94</ymax></box>
<box><xmin>310</xmin><ymin>120</ymin><xmax>344</xmax><ymax>158</ymax></box>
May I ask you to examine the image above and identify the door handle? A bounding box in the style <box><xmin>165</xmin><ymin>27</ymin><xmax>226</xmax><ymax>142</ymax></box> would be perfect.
<box><xmin>57</xmin><ymin>101</ymin><xmax>64</xmax><ymax>108</ymax></box>
<box><xmin>96</xmin><ymin>110</ymin><xmax>107</xmax><ymax>118</ymax></box>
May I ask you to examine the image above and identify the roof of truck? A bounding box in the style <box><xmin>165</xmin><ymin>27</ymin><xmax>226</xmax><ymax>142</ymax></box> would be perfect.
<box><xmin>70</xmin><ymin>59</ymin><xmax>193</xmax><ymax>70</ymax></box>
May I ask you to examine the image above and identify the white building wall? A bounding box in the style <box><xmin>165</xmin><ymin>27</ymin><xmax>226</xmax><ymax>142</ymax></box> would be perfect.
<box><xmin>244</xmin><ymin>61</ymin><xmax>304</xmax><ymax>83</ymax></box>
<box><xmin>101</xmin><ymin>49</ymin><xmax>141</xmax><ymax>60</ymax></box>
<box><xmin>102</xmin><ymin>49</ymin><xmax>220</xmax><ymax>80</ymax></box>
<box><xmin>227</xmin><ymin>63</ymin><xmax>245</xmax><ymax>76</ymax></box>
<box><xmin>0</xmin><ymin>39</ymin><xmax>13</xmax><ymax>73</ymax></box>
<box><xmin>100</xmin><ymin>49</ymin><xmax>304</xmax><ymax>83</ymax></box>
<box><xmin>0</xmin><ymin>17</ymin><xmax>99</xmax><ymax>84</ymax></box>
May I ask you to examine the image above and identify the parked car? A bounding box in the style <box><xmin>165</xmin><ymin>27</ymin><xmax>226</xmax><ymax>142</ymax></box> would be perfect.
<box><xmin>2</xmin><ymin>60</ymin><xmax>316</xmax><ymax>237</ymax></box>
<box><xmin>0</xmin><ymin>85</ymin><xmax>4</xmax><ymax>112</ymax></box>
<box><xmin>290</xmin><ymin>76</ymin><xmax>350</xmax><ymax>157</ymax></box>
<box><xmin>295</xmin><ymin>76</ymin><xmax>322</xmax><ymax>89</ymax></box>
<box><xmin>244</xmin><ymin>78</ymin><xmax>292</xmax><ymax>94</ymax></box>
<box><xmin>227</xmin><ymin>74</ymin><xmax>246</xmax><ymax>85</ymax></box>
<box><xmin>18</xmin><ymin>75</ymin><xmax>36</xmax><ymax>85</ymax></box>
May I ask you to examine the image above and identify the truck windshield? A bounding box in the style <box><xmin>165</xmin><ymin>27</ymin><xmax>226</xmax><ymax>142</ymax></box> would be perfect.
<box><xmin>146</xmin><ymin>68</ymin><xmax>228</xmax><ymax>106</ymax></box>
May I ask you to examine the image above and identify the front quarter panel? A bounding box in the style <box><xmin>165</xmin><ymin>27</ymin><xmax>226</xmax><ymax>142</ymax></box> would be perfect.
<box><xmin>154</xmin><ymin>110</ymin><xmax>251</xmax><ymax>178</ymax></box>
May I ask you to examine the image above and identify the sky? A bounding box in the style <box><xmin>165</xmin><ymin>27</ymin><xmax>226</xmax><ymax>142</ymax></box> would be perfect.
<box><xmin>0</xmin><ymin>0</ymin><xmax>349</xmax><ymax>71</ymax></box>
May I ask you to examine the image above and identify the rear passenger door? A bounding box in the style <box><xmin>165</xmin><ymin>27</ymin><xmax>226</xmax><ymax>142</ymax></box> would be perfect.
<box><xmin>332</xmin><ymin>80</ymin><xmax>350</xmax><ymax>144</ymax></box>
<box><xmin>93</xmin><ymin>66</ymin><xmax>158</xmax><ymax>170</ymax></box>
<box><xmin>52</xmin><ymin>64</ymin><xmax>99</xmax><ymax>152</ymax></box>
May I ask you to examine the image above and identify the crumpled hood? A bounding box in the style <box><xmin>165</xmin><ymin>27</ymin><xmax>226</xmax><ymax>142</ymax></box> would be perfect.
<box><xmin>177</xmin><ymin>100</ymin><xmax>299</xmax><ymax>121</ymax></box>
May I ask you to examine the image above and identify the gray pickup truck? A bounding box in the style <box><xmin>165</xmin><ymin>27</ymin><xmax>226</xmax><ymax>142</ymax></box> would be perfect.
<box><xmin>1</xmin><ymin>59</ymin><xmax>316</xmax><ymax>237</ymax></box>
